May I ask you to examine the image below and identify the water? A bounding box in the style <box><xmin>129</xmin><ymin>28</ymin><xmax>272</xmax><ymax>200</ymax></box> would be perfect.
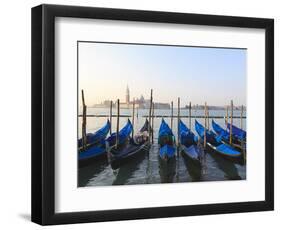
<box><xmin>78</xmin><ymin>108</ymin><xmax>246</xmax><ymax>187</ymax></box>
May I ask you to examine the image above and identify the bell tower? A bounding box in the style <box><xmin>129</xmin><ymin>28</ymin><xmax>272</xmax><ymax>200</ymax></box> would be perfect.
<box><xmin>126</xmin><ymin>85</ymin><xmax>130</xmax><ymax>104</ymax></box>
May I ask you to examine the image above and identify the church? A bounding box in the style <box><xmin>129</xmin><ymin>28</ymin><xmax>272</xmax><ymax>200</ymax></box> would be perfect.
<box><xmin>119</xmin><ymin>85</ymin><xmax>170</xmax><ymax>109</ymax></box>
<box><xmin>94</xmin><ymin>85</ymin><xmax>170</xmax><ymax>109</ymax></box>
<box><xmin>119</xmin><ymin>85</ymin><xmax>149</xmax><ymax>109</ymax></box>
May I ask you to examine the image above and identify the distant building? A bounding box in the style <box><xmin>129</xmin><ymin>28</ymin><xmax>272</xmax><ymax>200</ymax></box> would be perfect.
<box><xmin>184</xmin><ymin>104</ymin><xmax>246</xmax><ymax>110</ymax></box>
<box><xmin>126</xmin><ymin>85</ymin><xmax>130</xmax><ymax>104</ymax></box>
<box><xmin>154</xmin><ymin>102</ymin><xmax>170</xmax><ymax>109</ymax></box>
<box><xmin>93</xmin><ymin>86</ymin><xmax>170</xmax><ymax>109</ymax></box>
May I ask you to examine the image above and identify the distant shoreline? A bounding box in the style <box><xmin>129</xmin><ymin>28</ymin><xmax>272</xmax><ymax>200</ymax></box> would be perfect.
<box><xmin>78</xmin><ymin>114</ymin><xmax>246</xmax><ymax>119</ymax></box>
<box><xmin>86</xmin><ymin>106</ymin><xmax>246</xmax><ymax>111</ymax></box>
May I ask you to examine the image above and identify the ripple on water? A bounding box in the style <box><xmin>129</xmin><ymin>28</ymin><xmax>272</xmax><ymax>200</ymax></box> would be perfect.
<box><xmin>78</xmin><ymin>143</ymin><xmax>246</xmax><ymax>187</ymax></box>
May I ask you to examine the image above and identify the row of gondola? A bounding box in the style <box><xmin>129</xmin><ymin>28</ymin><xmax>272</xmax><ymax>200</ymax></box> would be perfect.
<box><xmin>78</xmin><ymin>118</ymin><xmax>246</xmax><ymax>169</ymax></box>
<box><xmin>78</xmin><ymin>119</ymin><xmax>149</xmax><ymax>169</ymax></box>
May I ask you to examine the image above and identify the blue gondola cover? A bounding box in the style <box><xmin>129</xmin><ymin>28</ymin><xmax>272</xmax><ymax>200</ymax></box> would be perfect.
<box><xmin>212</xmin><ymin>120</ymin><xmax>230</xmax><ymax>141</ymax></box>
<box><xmin>227</xmin><ymin>123</ymin><xmax>246</xmax><ymax>140</ymax></box>
<box><xmin>78</xmin><ymin>119</ymin><xmax>110</xmax><ymax>147</ymax></box>
<box><xmin>158</xmin><ymin>119</ymin><xmax>175</xmax><ymax>159</ymax></box>
<box><xmin>106</xmin><ymin>119</ymin><xmax>133</xmax><ymax>146</ymax></box>
<box><xmin>79</xmin><ymin>145</ymin><xmax>106</xmax><ymax>160</ymax></box>
<box><xmin>179</xmin><ymin>119</ymin><xmax>201</xmax><ymax>160</ymax></box>
<box><xmin>195</xmin><ymin>120</ymin><xmax>241</xmax><ymax>158</ymax></box>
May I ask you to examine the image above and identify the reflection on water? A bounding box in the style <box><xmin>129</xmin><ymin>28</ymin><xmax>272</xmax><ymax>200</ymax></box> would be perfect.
<box><xmin>78</xmin><ymin>159</ymin><xmax>108</xmax><ymax>187</ymax></box>
<box><xmin>209</xmin><ymin>153</ymin><xmax>241</xmax><ymax>180</ymax></box>
<box><xmin>182</xmin><ymin>156</ymin><xmax>202</xmax><ymax>182</ymax></box>
<box><xmin>113</xmin><ymin>153</ymin><xmax>146</xmax><ymax>185</ymax></box>
<box><xmin>159</xmin><ymin>157</ymin><xmax>176</xmax><ymax>183</ymax></box>
<box><xmin>78</xmin><ymin>143</ymin><xmax>246</xmax><ymax>186</ymax></box>
<box><xmin>78</xmin><ymin>108</ymin><xmax>246</xmax><ymax>187</ymax></box>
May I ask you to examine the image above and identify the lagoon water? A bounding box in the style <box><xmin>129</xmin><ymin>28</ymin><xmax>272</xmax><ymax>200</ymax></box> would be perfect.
<box><xmin>78</xmin><ymin>108</ymin><xmax>246</xmax><ymax>187</ymax></box>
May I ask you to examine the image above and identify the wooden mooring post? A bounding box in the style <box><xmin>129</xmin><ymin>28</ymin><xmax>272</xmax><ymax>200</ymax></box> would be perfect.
<box><xmin>204</xmin><ymin>102</ymin><xmax>207</xmax><ymax>149</ymax></box>
<box><xmin>152</xmin><ymin>102</ymin><xmax>155</xmax><ymax>144</ymax></box>
<box><xmin>189</xmin><ymin>102</ymin><xmax>191</xmax><ymax>129</ymax></box>
<box><xmin>115</xmin><ymin>99</ymin><xmax>120</xmax><ymax>149</ymax></box>
<box><xmin>207</xmin><ymin>106</ymin><xmax>210</xmax><ymax>130</ymax></box>
<box><xmin>171</xmin><ymin>101</ymin><xmax>173</xmax><ymax>131</ymax></box>
<box><xmin>177</xmin><ymin>98</ymin><xmax>180</xmax><ymax>156</ymax></box>
<box><xmin>81</xmin><ymin>90</ymin><xmax>87</xmax><ymax>150</ymax></box>
<box><xmin>230</xmin><ymin>100</ymin><xmax>233</xmax><ymax>146</ymax></box>
<box><xmin>132</xmin><ymin>99</ymin><xmax>135</xmax><ymax>138</ymax></box>
<box><xmin>240</xmin><ymin>105</ymin><xmax>246</xmax><ymax>163</ymax></box>
<box><xmin>240</xmin><ymin>105</ymin><xmax>244</xmax><ymax>130</ymax></box>
<box><xmin>109</xmin><ymin>100</ymin><xmax>112</xmax><ymax>135</ymax></box>
<box><xmin>148</xmin><ymin>89</ymin><xmax>153</xmax><ymax>143</ymax></box>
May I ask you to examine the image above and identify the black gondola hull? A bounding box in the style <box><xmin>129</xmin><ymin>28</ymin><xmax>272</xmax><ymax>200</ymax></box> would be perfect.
<box><xmin>220</xmin><ymin>138</ymin><xmax>246</xmax><ymax>152</ymax></box>
<box><xmin>205</xmin><ymin>143</ymin><xmax>244</xmax><ymax>165</ymax></box>
<box><xmin>181</xmin><ymin>150</ymin><xmax>201</xmax><ymax>166</ymax></box>
<box><xmin>179</xmin><ymin>143</ymin><xmax>203</xmax><ymax>166</ymax></box>
<box><xmin>109</xmin><ymin>142</ymin><xmax>150</xmax><ymax>170</ymax></box>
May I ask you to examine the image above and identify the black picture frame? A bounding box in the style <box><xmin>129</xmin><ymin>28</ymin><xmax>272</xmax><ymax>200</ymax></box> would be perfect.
<box><xmin>31</xmin><ymin>4</ymin><xmax>274</xmax><ymax>225</ymax></box>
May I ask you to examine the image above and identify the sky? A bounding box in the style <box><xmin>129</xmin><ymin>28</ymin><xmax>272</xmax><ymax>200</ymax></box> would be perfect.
<box><xmin>78</xmin><ymin>42</ymin><xmax>246</xmax><ymax>107</ymax></box>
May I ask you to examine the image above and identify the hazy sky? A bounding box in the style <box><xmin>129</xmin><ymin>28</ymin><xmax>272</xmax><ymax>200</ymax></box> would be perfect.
<box><xmin>78</xmin><ymin>42</ymin><xmax>246</xmax><ymax>107</ymax></box>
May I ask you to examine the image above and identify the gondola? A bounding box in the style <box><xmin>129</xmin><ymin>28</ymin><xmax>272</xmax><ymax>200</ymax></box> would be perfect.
<box><xmin>195</xmin><ymin>120</ymin><xmax>242</xmax><ymax>163</ymax></box>
<box><xmin>179</xmin><ymin>119</ymin><xmax>203</xmax><ymax>164</ymax></box>
<box><xmin>158</xmin><ymin>119</ymin><xmax>176</xmax><ymax>161</ymax></box>
<box><xmin>107</xmin><ymin>119</ymin><xmax>150</xmax><ymax>170</ymax></box>
<box><xmin>226</xmin><ymin>122</ymin><xmax>246</xmax><ymax>141</ymax></box>
<box><xmin>105</xmin><ymin>119</ymin><xmax>133</xmax><ymax>146</ymax></box>
<box><xmin>212</xmin><ymin>120</ymin><xmax>245</xmax><ymax>150</ymax></box>
<box><xmin>78</xmin><ymin>119</ymin><xmax>110</xmax><ymax>148</ymax></box>
<box><xmin>78</xmin><ymin>120</ymin><xmax>111</xmax><ymax>168</ymax></box>
<box><xmin>79</xmin><ymin>120</ymin><xmax>132</xmax><ymax>167</ymax></box>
